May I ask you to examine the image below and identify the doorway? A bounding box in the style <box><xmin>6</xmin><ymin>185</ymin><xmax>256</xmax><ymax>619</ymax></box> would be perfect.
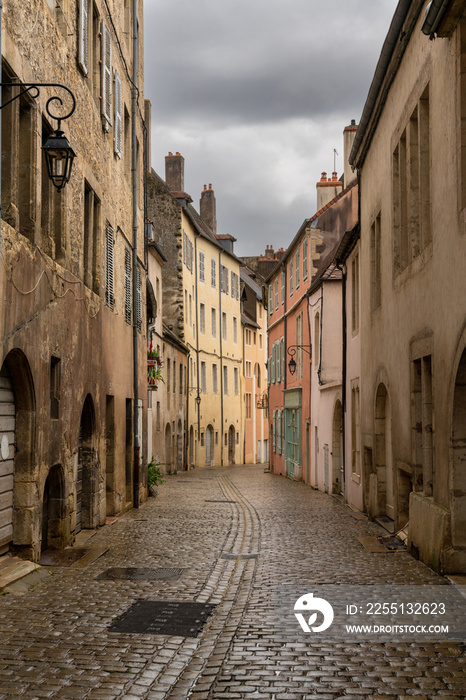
<box><xmin>228</xmin><ymin>425</ymin><xmax>235</xmax><ymax>465</ymax></box>
<box><xmin>206</xmin><ymin>424</ymin><xmax>214</xmax><ymax>466</ymax></box>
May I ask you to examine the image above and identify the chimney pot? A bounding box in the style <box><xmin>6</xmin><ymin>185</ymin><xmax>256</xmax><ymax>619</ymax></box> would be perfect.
<box><xmin>168</xmin><ymin>151</ymin><xmax>173</xmax><ymax>156</ymax></box>
<box><xmin>209</xmin><ymin>183</ymin><xmax>212</xmax><ymax>190</ymax></box>
<box><xmin>332</xmin><ymin>171</ymin><xmax>338</xmax><ymax>181</ymax></box>
<box><xmin>321</xmin><ymin>172</ymin><xmax>327</xmax><ymax>181</ymax></box>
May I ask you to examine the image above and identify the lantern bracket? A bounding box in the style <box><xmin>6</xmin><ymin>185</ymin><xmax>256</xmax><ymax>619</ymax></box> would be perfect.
<box><xmin>0</xmin><ymin>82</ymin><xmax>76</xmax><ymax>128</ymax></box>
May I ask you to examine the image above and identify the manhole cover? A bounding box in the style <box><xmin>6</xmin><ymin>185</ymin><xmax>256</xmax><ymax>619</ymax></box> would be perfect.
<box><xmin>109</xmin><ymin>600</ymin><xmax>216</xmax><ymax>637</ymax></box>
<box><xmin>40</xmin><ymin>548</ymin><xmax>90</xmax><ymax>567</ymax></box>
<box><xmin>204</xmin><ymin>499</ymin><xmax>236</xmax><ymax>503</ymax></box>
<box><xmin>97</xmin><ymin>567</ymin><xmax>186</xmax><ymax>581</ymax></box>
<box><xmin>221</xmin><ymin>552</ymin><xmax>259</xmax><ymax>560</ymax></box>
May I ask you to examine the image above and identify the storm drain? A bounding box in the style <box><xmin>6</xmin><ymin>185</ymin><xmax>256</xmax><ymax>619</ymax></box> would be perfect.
<box><xmin>109</xmin><ymin>600</ymin><xmax>216</xmax><ymax>637</ymax></box>
<box><xmin>97</xmin><ymin>567</ymin><xmax>186</xmax><ymax>581</ymax></box>
<box><xmin>40</xmin><ymin>548</ymin><xmax>90</xmax><ymax>567</ymax></box>
<box><xmin>221</xmin><ymin>552</ymin><xmax>259</xmax><ymax>560</ymax></box>
<box><xmin>204</xmin><ymin>499</ymin><xmax>236</xmax><ymax>503</ymax></box>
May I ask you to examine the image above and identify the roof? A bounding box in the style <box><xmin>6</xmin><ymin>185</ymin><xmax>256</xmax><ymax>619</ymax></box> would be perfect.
<box><xmin>162</xmin><ymin>324</ymin><xmax>189</xmax><ymax>354</ymax></box>
<box><xmin>147</xmin><ymin>239</ymin><xmax>167</xmax><ymax>263</ymax></box>
<box><xmin>240</xmin><ymin>266</ymin><xmax>263</xmax><ymax>301</ymax></box>
<box><xmin>241</xmin><ymin>312</ymin><xmax>260</xmax><ymax>329</ymax></box>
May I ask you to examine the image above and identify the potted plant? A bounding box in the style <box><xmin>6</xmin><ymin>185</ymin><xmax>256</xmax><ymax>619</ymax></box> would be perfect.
<box><xmin>147</xmin><ymin>343</ymin><xmax>164</xmax><ymax>387</ymax></box>
<box><xmin>148</xmin><ymin>458</ymin><xmax>165</xmax><ymax>497</ymax></box>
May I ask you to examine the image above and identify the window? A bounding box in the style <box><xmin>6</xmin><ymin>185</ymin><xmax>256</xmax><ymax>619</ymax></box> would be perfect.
<box><xmin>303</xmin><ymin>236</ymin><xmax>308</xmax><ymax>281</ymax></box>
<box><xmin>211</xmin><ymin>258</ymin><xmax>216</xmax><ymax>288</ymax></box>
<box><xmin>222</xmin><ymin>312</ymin><xmax>227</xmax><ymax>340</ymax></box>
<box><xmin>212</xmin><ymin>364</ymin><xmax>218</xmax><ymax>393</ymax></box>
<box><xmin>268</xmin><ymin>284</ymin><xmax>273</xmax><ymax>315</ymax></box>
<box><xmin>50</xmin><ymin>356</ymin><xmax>61</xmax><ymax>420</ymax></box>
<box><xmin>173</xmin><ymin>360</ymin><xmax>176</xmax><ymax>394</ymax></box>
<box><xmin>393</xmin><ymin>85</ymin><xmax>431</xmax><ymax>276</ymax></box>
<box><xmin>295</xmin><ymin>248</ymin><xmax>300</xmax><ymax>289</ymax></box>
<box><xmin>281</xmin><ymin>337</ymin><xmax>285</xmax><ymax>379</ymax></box>
<box><xmin>211</xmin><ymin>307</ymin><xmax>217</xmax><ymax>337</ymax></box>
<box><xmin>281</xmin><ymin>270</ymin><xmax>285</xmax><ymax>306</ymax></box>
<box><xmin>314</xmin><ymin>312</ymin><xmax>320</xmax><ymax>366</ymax></box>
<box><xmin>200</xmin><ymin>303</ymin><xmax>206</xmax><ymax>334</ymax></box>
<box><xmin>276</xmin><ymin>410</ymin><xmax>282</xmax><ymax>454</ymax></box>
<box><xmin>289</xmin><ymin>259</ymin><xmax>293</xmax><ymax>296</ymax></box>
<box><xmin>245</xmin><ymin>329</ymin><xmax>252</xmax><ymax>346</ymax></box>
<box><xmin>296</xmin><ymin>313</ymin><xmax>303</xmax><ymax>378</ymax></box>
<box><xmin>245</xmin><ymin>393</ymin><xmax>252</xmax><ymax>419</ymax></box>
<box><xmin>189</xmin><ymin>294</ymin><xmax>192</xmax><ymax>327</ymax></box>
<box><xmin>180</xmin><ymin>364</ymin><xmax>183</xmax><ymax>395</ymax></box>
<box><xmin>156</xmin><ymin>401</ymin><xmax>161</xmax><ymax>431</ymax></box>
<box><xmin>233</xmin><ymin>317</ymin><xmax>238</xmax><ymax>344</ymax></box>
<box><xmin>78</xmin><ymin>0</ymin><xmax>90</xmax><ymax>75</ymax></box>
<box><xmin>275</xmin><ymin>278</ymin><xmax>279</xmax><ymax>310</ymax></box>
<box><xmin>223</xmin><ymin>365</ymin><xmax>228</xmax><ymax>394</ymax></box>
<box><xmin>259</xmin><ymin>333</ymin><xmax>263</xmax><ymax>350</ymax></box>
<box><xmin>371</xmin><ymin>213</ymin><xmax>381</xmax><ymax>311</ymax></box>
<box><xmin>84</xmin><ymin>182</ymin><xmax>101</xmax><ymax>293</ymax></box>
<box><xmin>234</xmin><ymin>367</ymin><xmax>239</xmax><ymax>395</ymax></box>
<box><xmin>245</xmin><ymin>361</ymin><xmax>252</xmax><ymax>377</ymax></box>
<box><xmin>199</xmin><ymin>250</ymin><xmax>205</xmax><ymax>282</ymax></box>
<box><xmin>275</xmin><ymin>341</ymin><xmax>281</xmax><ymax>383</ymax></box>
<box><xmin>105</xmin><ymin>223</ymin><xmax>115</xmax><ymax>308</ymax></box>
<box><xmin>201</xmin><ymin>361</ymin><xmax>206</xmax><ymax>394</ymax></box>
<box><xmin>124</xmin><ymin>249</ymin><xmax>131</xmax><ymax>324</ymax></box>
<box><xmin>221</xmin><ymin>265</ymin><xmax>229</xmax><ymax>294</ymax></box>
<box><xmin>101</xmin><ymin>20</ymin><xmax>113</xmax><ymax>129</ymax></box>
<box><xmin>42</xmin><ymin>120</ymin><xmax>63</xmax><ymax>260</ymax></box>
<box><xmin>352</xmin><ymin>253</ymin><xmax>360</xmax><ymax>334</ymax></box>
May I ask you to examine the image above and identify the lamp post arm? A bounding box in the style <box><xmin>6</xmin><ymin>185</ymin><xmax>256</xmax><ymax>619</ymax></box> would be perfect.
<box><xmin>0</xmin><ymin>83</ymin><xmax>76</xmax><ymax>127</ymax></box>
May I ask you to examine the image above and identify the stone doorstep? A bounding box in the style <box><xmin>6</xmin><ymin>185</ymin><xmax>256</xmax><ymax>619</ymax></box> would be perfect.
<box><xmin>0</xmin><ymin>556</ymin><xmax>38</xmax><ymax>590</ymax></box>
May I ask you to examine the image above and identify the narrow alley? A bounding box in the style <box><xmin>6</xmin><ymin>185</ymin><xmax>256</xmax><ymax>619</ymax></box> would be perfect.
<box><xmin>0</xmin><ymin>465</ymin><xmax>464</xmax><ymax>700</ymax></box>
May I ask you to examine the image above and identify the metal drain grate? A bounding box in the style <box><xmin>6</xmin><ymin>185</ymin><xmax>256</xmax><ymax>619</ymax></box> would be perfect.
<box><xmin>40</xmin><ymin>548</ymin><xmax>90</xmax><ymax>567</ymax></box>
<box><xmin>109</xmin><ymin>600</ymin><xmax>216</xmax><ymax>637</ymax></box>
<box><xmin>204</xmin><ymin>499</ymin><xmax>236</xmax><ymax>503</ymax></box>
<box><xmin>97</xmin><ymin>567</ymin><xmax>186</xmax><ymax>581</ymax></box>
<box><xmin>221</xmin><ymin>552</ymin><xmax>259</xmax><ymax>560</ymax></box>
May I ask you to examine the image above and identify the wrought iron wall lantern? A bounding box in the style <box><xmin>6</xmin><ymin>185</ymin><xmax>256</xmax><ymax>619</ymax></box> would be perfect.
<box><xmin>0</xmin><ymin>82</ymin><xmax>76</xmax><ymax>192</ymax></box>
<box><xmin>287</xmin><ymin>344</ymin><xmax>312</xmax><ymax>375</ymax></box>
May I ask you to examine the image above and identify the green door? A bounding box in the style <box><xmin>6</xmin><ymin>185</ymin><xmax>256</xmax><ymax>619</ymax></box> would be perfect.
<box><xmin>285</xmin><ymin>407</ymin><xmax>302</xmax><ymax>479</ymax></box>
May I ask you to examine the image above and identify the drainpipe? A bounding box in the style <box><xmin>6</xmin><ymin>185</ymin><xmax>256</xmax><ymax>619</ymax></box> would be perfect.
<box><xmin>0</xmin><ymin>0</ymin><xmax>3</xmax><ymax>247</ymax></box>
<box><xmin>132</xmin><ymin>0</ymin><xmax>140</xmax><ymax>508</ymax></box>
<box><xmin>317</xmin><ymin>286</ymin><xmax>323</xmax><ymax>386</ymax></box>
<box><xmin>422</xmin><ymin>0</ymin><xmax>451</xmax><ymax>38</ymax></box>
<box><xmin>218</xmin><ymin>250</ymin><xmax>224</xmax><ymax>465</ymax></box>
<box><xmin>194</xmin><ymin>233</ymin><xmax>201</xmax><ymax>448</ymax></box>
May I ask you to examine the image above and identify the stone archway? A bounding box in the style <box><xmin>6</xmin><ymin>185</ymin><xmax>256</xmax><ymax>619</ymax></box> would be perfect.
<box><xmin>77</xmin><ymin>395</ymin><xmax>98</xmax><ymax>533</ymax></box>
<box><xmin>0</xmin><ymin>350</ymin><xmax>36</xmax><ymax>559</ymax></box>
<box><xmin>374</xmin><ymin>383</ymin><xmax>394</xmax><ymax>519</ymax></box>
<box><xmin>41</xmin><ymin>464</ymin><xmax>66</xmax><ymax>552</ymax></box>
<box><xmin>332</xmin><ymin>400</ymin><xmax>343</xmax><ymax>495</ymax></box>
<box><xmin>451</xmin><ymin>348</ymin><xmax>466</xmax><ymax>555</ymax></box>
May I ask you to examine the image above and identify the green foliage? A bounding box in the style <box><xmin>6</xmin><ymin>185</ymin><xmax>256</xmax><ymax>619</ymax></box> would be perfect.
<box><xmin>148</xmin><ymin>458</ymin><xmax>165</xmax><ymax>487</ymax></box>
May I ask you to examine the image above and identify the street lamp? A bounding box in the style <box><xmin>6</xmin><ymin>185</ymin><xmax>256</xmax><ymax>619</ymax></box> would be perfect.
<box><xmin>195</xmin><ymin>395</ymin><xmax>201</xmax><ymax>411</ymax></box>
<box><xmin>287</xmin><ymin>345</ymin><xmax>312</xmax><ymax>375</ymax></box>
<box><xmin>0</xmin><ymin>82</ymin><xmax>76</xmax><ymax>193</ymax></box>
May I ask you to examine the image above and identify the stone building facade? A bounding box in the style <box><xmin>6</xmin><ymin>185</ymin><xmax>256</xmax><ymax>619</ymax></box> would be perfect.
<box><xmin>0</xmin><ymin>0</ymin><xmax>146</xmax><ymax>562</ymax></box>
<box><xmin>350</xmin><ymin>0</ymin><xmax>466</xmax><ymax>573</ymax></box>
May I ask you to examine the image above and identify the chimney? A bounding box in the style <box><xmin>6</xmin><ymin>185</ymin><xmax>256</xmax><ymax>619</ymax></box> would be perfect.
<box><xmin>343</xmin><ymin>120</ymin><xmax>358</xmax><ymax>187</ymax></box>
<box><xmin>316</xmin><ymin>171</ymin><xmax>343</xmax><ymax>211</ymax></box>
<box><xmin>165</xmin><ymin>152</ymin><xmax>184</xmax><ymax>192</ymax></box>
<box><xmin>265</xmin><ymin>245</ymin><xmax>275</xmax><ymax>260</ymax></box>
<box><xmin>199</xmin><ymin>183</ymin><xmax>217</xmax><ymax>234</ymax></box>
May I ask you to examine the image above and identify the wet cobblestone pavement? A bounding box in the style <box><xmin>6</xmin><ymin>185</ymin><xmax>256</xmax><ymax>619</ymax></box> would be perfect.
<box><xmin>0</xmin><ymin>465</ymin><xmax>464</xmax><ymax>699</ymax></box>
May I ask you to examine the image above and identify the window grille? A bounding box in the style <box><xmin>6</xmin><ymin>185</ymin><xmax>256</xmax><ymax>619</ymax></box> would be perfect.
<box><xmin>124</xmin><ymin>249</ymin><xmax>131</xmax><ymax>324</ymax></box>
<box><xmin>105</xmin><ymin>224</ymin><xmax>115</xmax><ymax>308</ymax></box>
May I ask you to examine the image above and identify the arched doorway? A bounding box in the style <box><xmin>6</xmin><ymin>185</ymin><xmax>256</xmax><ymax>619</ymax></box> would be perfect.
<box><xmin>41</xmin><ymin>464</ymin><xmax>66</xmax><ymax>552</ymax></box>
<box><xmin>176</xmin><ymin>419</ymin><xmax>183</xmax><ymax>472</ymax></box>
<box><xmin>189</xmin><ymin>426</ymin><xmax>194</xmax><ymax>466</ymax></box>
<box><xmin>165</xmin><ymin>423</ymin><xmax>172</xmax><ymax>474</ymax></box>
<box><xmin>375</xmin><ymin>383</ymin><xmax>393</xmax><ymax>518</ymax></box>
<box><xmin>77</xmin><ymin>395</ymin><xmax>98</xmax><ymax>533</ymax></box>
<box><xmin>332</xmin><ymin>400</ymin><xmax>343</xmax><ymax>495</ymax></box>
<box><xmin>228</xmin><ymin>425</ymin><xmax>236</xmax><ymax>465</ymax></box>
<box><xmin>0</xmin><ymin>350</ymin><xmax>36</xmax><ymax>558</ymax></box>
<box><xmin>206</xmin><ymin>424</ymin><xmax>214</xmax><ymax>466</ymax></box>
<box><xmin>452</xmin><ymin>349</ymin><xmax>466</xmax><ymax>552</ymax></box>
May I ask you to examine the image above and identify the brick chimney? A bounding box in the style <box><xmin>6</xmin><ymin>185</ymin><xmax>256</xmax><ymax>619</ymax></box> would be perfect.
<box><xmin>200</xmin><ymin>183</ymin><xmax>217</xmax><ymax>234</ymax></box>
<box><xmin>165</xmin><ymin>152</ymin><xmax>184</xmax><ymax>192</ymax></box>
<box><xmin>264</xmin><ymin>245</ymin><xmax>275</xmax><ymax>260</ymax></box>
<box><xmin>343</xmin><ymin>120</ymin><xmax>358</xmax><ymax>187</ymax></box>
<box><xmin>316</xmin><ymin>171</ymin><xmax>343</xmax><ymax>211</ymax></box>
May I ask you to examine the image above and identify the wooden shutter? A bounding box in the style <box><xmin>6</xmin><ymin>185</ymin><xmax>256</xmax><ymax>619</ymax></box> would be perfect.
<box><xmin>105</xmin><ymin>224</ymin><xmax>114</xmax><ymax>307</ymax></box>
<box><xmin>78</xmin><ymin>0</ymin><xmax>89</xmax><ymax>75</ymax></box>
<box><xmin>136</xmin><ymin>266</ymin><xmax>142</xmax><ymax>330</ymax></box>
<box><xmin>114</xmin><ymin>70</ymin><xmax>122</xmax><ymax>157</ymax></box>
<box><xmin>124</xmin><ymin>249</ymin><xmax>131</xmax><ymax>323</ymax></box>
<box><xmin>101</xmin><ymin>21</ymin><xmax>113</xmax><ymax>127</ymax></box>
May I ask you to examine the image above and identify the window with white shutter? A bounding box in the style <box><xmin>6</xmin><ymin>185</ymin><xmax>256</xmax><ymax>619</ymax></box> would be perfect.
<box><xmin>114</xmin><ymin>70</ymin><xmax>122</xmax><ymax>158</ymax></box>
<box><xmin>78</xmin><ymin>0</ymin><xmax>89</xmax><ymax>75</ymax></box>
<box><xmin>136</xmin><ymin>266</ymin><xmax>142</xmax><ymax>331</ymax></box>
<box><xmin>199</xmin><ymin>250</ymin><xmax>205</xmax><ymax>282</ymax></box>
<box><xmin>211</xmin><ymin>258</ymin><xmax>216</xmax><ymax>288</ymax></box>
<box><xmin>105</xmin><ymin>224</ymin><xmax>114</xmax><ymax>308</ymax></box>
<box><xmin>101</xmin><ymin>20</ymin><xmax>113</xmax><ymax>128</ymax></box>
<box><xmin>281</xmin><ymin>270</ymin><xmax>285</xmax><ymax>306</ymax></box>
<box><xmin>124</xmin><ymin>249</ymin><xmax>131</xmax><ymax>323</ymax></box>
<box><xmin>273</xmin><ymin>411</ymin><xmax>276</xmax><ymax>452</ymax></box>
<box><xmin>268</xmin><ymin>284</ymin><xmax>273</xmax><ymax>315</ymax></box>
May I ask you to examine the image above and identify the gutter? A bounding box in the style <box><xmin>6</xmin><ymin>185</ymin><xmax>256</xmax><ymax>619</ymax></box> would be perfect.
<box><xmin>421</xmin><ymin>0</ymin><xmax>452</xmax><ymax>38</ymax></box>
<box><xmin>350</xmin><ymin>0</ymin><xmax>421</xmax><ymax>169</ymax></box>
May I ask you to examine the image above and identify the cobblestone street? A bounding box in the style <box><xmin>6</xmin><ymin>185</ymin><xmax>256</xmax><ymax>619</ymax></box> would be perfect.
<box><xmin>0</xmin><ymin>465</ymin><xmax>464</xmax><ymax>700</ymax></box>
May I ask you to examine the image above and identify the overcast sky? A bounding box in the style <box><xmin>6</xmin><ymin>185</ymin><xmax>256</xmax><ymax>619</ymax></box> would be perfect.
<box><xmin>144</xmin><ymin>0</ymin><xmax>399</xmax><ymax>257</ymax></box>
